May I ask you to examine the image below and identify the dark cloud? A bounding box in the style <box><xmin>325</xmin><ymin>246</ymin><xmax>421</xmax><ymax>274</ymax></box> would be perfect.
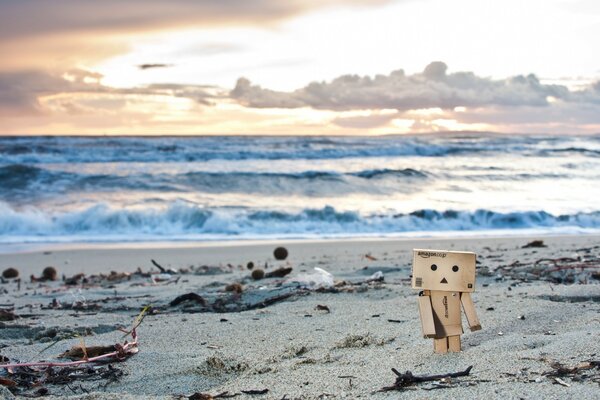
<box><xmin>230</xmin><ymin>62</ymin><xmax>579</xmax><ymax>111</ymax></box>
<box><xmin>0</xmin><ymin>70</ymin><xmax>83</xmax><ymax>114</ymax></box>
<box><xmin>0</xmin><ymin>0</ymin><xmax>391</xmax><ymax>39</ymax></box>
<box><xmin>138</xmin><ymin>64</ymin><xmax>173</xmax><ymax>70</ymax></box>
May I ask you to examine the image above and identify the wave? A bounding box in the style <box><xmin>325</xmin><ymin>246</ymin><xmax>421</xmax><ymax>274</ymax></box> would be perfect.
<box><xmin>1</xmin><ymin>202</ymin><xmax>600</xmax><ymax>243</ymax></box>
<box><xmin>4</xmin><ymin>135</ymin><xmax>599</xmax><ymax>164</ymax></box>
<box><xmin>0</xmin><ymin>164</ymin><xmax>429</xmax><ymax>199</ymax></box>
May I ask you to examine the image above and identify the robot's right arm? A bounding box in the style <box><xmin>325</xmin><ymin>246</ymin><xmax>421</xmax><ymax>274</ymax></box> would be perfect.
<box><xmin>418</xmin><ymin>291</ymin><xmax>437</xmax><ymax>338</ymax></box>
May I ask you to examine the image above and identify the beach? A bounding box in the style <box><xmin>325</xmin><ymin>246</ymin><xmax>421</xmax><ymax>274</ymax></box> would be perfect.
<box><xmin>0</xmin><ymin>235</ymin><xmax>598</xmax><ymax>399</ymax></box>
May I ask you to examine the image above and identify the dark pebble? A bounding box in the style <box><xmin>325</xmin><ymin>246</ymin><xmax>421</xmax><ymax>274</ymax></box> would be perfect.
<box><xmin>274</xmin><ymin>247</ymin><xmax>288</xmax><ymax>260</ymax></box>
<box><xmin>247</xmin><ymin>261</ymin><xmax>254</xmax><ymax>270</ymax></box>
<box><xmin>2</xmin><ymin>268</ymin><xmax>19</xmax><ymax>279</ymax></box>
<box><xmin>42</xmin><ymin>266</ymin><xmax>57</xmax><ymax>281</ymax></box>
<box><xmin>251</xmin><ymin>269</ymin><xmax>265</xmax><ymax>280</ymax></box>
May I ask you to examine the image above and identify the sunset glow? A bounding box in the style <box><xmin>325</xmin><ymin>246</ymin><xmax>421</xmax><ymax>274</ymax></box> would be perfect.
<box><xmin>1</xmin><ymin>0</ymin><xmax>599</xmax><ymax>135</ymax></box>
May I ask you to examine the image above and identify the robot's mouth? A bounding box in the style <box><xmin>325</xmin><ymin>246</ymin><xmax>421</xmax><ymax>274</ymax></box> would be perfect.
<box><xmin>440</xmin><ymin>277</ymin><xmax>448</xmax><ymax>284</ymax></box>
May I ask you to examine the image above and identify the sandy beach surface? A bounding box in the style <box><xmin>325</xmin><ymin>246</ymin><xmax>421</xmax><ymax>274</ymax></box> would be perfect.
<box><xmin>0</xmin><ymin>235</ymin><xmax>599</xmax><ymax>399</ymax></box>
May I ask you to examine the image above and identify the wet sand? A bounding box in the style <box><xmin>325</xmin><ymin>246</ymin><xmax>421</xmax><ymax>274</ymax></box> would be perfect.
<box><xmin>0</xmin><ymin>235</ymin><xmax>599</xmax><ymax>399</ymax></box>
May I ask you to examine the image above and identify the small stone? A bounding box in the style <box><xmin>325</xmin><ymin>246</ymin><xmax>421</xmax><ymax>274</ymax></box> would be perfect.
<box><xmin>522</xmin><ymin>240</ymin><xmax>546</xmax><ymax>248</ymax></box>
<box><xmin>274</xmin><ymin>247</ymin><xmax>288</xmax><ymax>260</ymax></box>
<box><xmin>2</xmin><ymin>268</ymin><xmax>19</xmax><ymax>279</ymax></box>
<box><xmin>247</xmin><ymin>261</ymin><xmax>254</xmax><ymax>270</ymax></box>
<box><xmin>251</xmin><ymin>269</ymin><xmax>265</xmax><ymax>280</ymax></box>
<box><xmin>42</xmin><ymin>266</ymin><xmax>57</xmax><ymax>281</ymax></box>
<box><xmin>518</xmin><ymin>315</ymin><xmax>526</xmax><ymax>320</ymax></box>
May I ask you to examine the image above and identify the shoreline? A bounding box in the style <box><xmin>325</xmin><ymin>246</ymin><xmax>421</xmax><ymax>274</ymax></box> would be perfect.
<box><xmin>3</xmin><ymin>229</ymin><xmax>600</xmax><ymax>254</ymax></box>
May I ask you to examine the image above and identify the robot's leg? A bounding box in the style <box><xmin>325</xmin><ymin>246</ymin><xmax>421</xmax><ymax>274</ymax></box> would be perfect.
<box><xmin>448</xmin><ymin>335</ymin><xmax>461</xmax><ymax>352</ymax></box>
<box><xmin>433</xmin><ymin>338</ymin><xmax>448</xmax><ymax>353</ymax></box>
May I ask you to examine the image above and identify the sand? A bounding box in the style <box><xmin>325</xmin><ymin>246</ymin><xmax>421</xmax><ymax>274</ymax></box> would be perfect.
<box><xmin>0</xmin><ymin>235</ymin><xmax>599</xmax><ymax>399</ymax></box>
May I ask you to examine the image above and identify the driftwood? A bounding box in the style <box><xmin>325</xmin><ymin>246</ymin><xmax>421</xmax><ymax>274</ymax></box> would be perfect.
<box><xmin>151</xmin><ymin>259</ymin><xmax>166</xmax><ymax>273</ymax></box>
<box><xmin>380</xmin><ymin>365</ymin><xmax>473</xmax><ymax>391</ymax></box>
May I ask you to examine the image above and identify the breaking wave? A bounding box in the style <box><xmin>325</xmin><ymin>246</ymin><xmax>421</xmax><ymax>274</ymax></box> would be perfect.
<box><xmin>1</xmin><ymin>202</ymin><xmax>600</xmax><ymax>243</ymax></box>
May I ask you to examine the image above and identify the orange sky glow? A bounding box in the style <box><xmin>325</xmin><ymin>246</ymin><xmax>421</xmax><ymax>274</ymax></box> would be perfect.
<box><xmin>1</xmin><ymin>0</ymin><xmax>599</xmax><ymax>136</ymax></box>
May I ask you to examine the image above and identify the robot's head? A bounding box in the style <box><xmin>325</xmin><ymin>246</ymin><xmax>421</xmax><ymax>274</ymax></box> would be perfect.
<box><xmin>412</xmin><ymin>249</ymin><xmax>476</xmax><ymax>292</ymax></box>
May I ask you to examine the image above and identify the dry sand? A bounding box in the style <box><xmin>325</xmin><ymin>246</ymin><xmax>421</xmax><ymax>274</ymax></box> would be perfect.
<box><xmin>0</xmin><ymin>235</ymin><xmax>599</xmax><ymax>399</ymax></box>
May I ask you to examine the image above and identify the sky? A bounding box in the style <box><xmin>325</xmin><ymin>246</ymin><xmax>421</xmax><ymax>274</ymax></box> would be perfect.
<box><xmin>0</xmin><ymin>0</ymin><xmax>599</xmax><ymax>136</ymax></box>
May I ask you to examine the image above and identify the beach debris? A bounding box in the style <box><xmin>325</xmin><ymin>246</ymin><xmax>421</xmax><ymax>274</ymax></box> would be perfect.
<box><xmin>150</xmin><ymin>259</ymin><xmax>179</xmax><ymax>275</ymax></box>
<box><xmin>553</xmin><ymin>377</ymin><xmax>571</xmax><ymax>387</ymax></box>
<box><xmin>247</xmin><ymin>262</ymin><xmax>254</xmax><ymax>270</ymax></box>
<box><xmin>1</xmin><ymin>268</ymin><xmax>18</xmax><ymax>279</ymax></box>
<box><xmin>379</xmin><ymin>365</ymin><xmax>473</xmax><ymax>391</ymax></box>
<box><xmin>0</xmin><ymin>309</ymin><xmax>17</xmax><ymax>321</ymax></box>
<box><xmin>170</xmin><ymin>292</ymin><xmax>207</xmax><ymax>307</ymax></box>
<box><xmin>241</xmin><ymin>388</ymin><xmax>269</xmax><ymax>395</ymax></box>
<box><xmin>290</xmin><ymin>267</ymin><xmax>334</xmax><ymax>289</ymax></box>
<box><xmin>265</xmin><ymin>267</ymin><xmax>293</xmax><ymax>278</ymax></box>
<box><xmin>315</xmin><ymin>304</ymin><xmax>330</xmax><ymax>313</ymax></box>
<box><xmin>364</xmin><ymin>253</ymin><xmax>378</xmax><ymax>261</ymax></box>
<box><xmin>194</xmin><ymin>265</ymin><xmax>232</xmax><ymax>275</ymax></box>
<box><xmin>42</xmin><ymin>266</ymin><xmax>58</xmax><ymax>281</ymax></box>
<box><xmin>365</xmin><ymin>271</ymin><xmax>384</xmax><ymax>283</ymax></box>
<box><xmin>225</xmin><ymin>283</ymin><xmax>243</xmax><ymax>294</ymax></box>
<box><xmin>274</xmin><ymin>246</ymin><xmax>288</xmax><ymax>260</ymax></box>
<box><xmin>251</xmin><ymin>269</ymin><xmax>265</xmax><ymax>280</ymax></box>
<box><xmin>0</xmin><ymin>308</ymin><xmax>145</xmax><ymax>396</ymax></box>
<box><xmin>151</xmin><ymin>259</ymin><xmax>167</xmax><ymax>273</ymax></box>
<box><xmin>60</xmin><ymin>344</ymin><xmax>120</xmax><ymax>361</ymax></box>
<box><xmin>542</xmin><ymin>359</ymin><xmax>600</xmax><ymax>384</ymax></box>
<box><xmin>187</xmin><ymin>390</ymin><xmax>267</xmax><ymax>399</ymax></box>
<box><xmin>491</xmin><ymin>253</ymin><xmax>600</xmax><ymax>284</ymax></box>
<box><xmin>522</xmin><ymin>240</ymin><xmax>547</xmax><ymax>248</ymax></box>
<box><xmin>31</xmin><ymin>266</ymin><xmax>58</xmax><ymax>282</ymax></box>
<box><xmin>64</xmin><ymin>273</ymin><xmax>86</xmax><ymax>285</ymax></box>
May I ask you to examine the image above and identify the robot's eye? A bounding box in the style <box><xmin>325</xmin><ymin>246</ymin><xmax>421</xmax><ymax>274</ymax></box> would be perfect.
<box><xmin>430</xmin><ymin>264</ymin><xmax>437</xmax><ymax>271</ymax></box>
<box><xmin>452</xmin><ymin>265</ymin><xmax>459</xmax><ymax>272</ymax></box>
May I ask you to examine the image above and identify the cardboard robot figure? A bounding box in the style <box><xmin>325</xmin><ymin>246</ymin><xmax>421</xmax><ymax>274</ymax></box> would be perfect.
<box><xmin>412</xmin><ymin>249</ymin><xmax>482</xmax><ymax>353</ymax></box>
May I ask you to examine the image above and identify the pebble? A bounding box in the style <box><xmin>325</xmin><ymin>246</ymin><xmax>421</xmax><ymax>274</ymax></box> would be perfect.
<box><xmin>42</xmin><ymin>266</ymin><xmax>57</xmax><ymax>281</ymax></box>
<box><xmin>274</xmin><ymin>247</ymin><xmax>288</xmax><ymax>260</ymax></box>
<box><xmin>2</xmin><ymin>268</ymin><xmax>19</xmax><ymax>279</ymax></box>
<box><xmin>251</xmin><ymin>269</ymin><xmax>265</xmax><ymax>280</ymax></box>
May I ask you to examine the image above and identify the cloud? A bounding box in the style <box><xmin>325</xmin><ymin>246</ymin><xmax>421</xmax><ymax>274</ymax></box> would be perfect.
<box><xmin>0</xmin><ymin>68</ymin><xmax>221</xmax><ymax>116</ymax></box>
<box><xmin>138</xmin><ymin>64</ymin><xmax>173</xmax><ymax>70</ymax></box>
<box><xmin>3</xmin><ymin>62</ymin><xmax>600</xmax><ymax>135</ymax></box>
<box><xmin>230</xmin><ymin>61</ymin><xmax>577</xmax><ymax>111</ymax></box>
<box><xmin>0</xmin><ymin>0</ymin><xmax>391</xmax><ymax>40</ymax></box>
<box><xmin>0</xmin><ymin>70</ymin><xmax>89</xmax><ymax>115</ymax></box>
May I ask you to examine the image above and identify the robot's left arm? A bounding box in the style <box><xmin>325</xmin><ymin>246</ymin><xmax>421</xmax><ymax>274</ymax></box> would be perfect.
<box><xmin>460</xmin><ymin>292</ymin><xmax>482</xmax><ymax>331</ymax></box>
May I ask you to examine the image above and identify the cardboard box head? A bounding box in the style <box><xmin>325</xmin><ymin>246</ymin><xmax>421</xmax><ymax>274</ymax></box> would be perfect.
<box><xmin>412</xmin><ymin>249</ymin><xmax>476</xmax><ymax>292</ymax></box>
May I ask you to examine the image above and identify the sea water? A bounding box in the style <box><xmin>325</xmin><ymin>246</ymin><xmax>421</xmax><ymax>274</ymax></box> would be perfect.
<box><xmin>1</xmin><ymin>134</ymin><xmax>600</xmax><ymax>245</ymax></box>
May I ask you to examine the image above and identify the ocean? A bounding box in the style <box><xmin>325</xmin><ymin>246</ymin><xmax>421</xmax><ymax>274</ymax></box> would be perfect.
<box><xmin>1</xmin><ymin>134</ymin><xmax>600</xmax><ymax>246</ymax></box>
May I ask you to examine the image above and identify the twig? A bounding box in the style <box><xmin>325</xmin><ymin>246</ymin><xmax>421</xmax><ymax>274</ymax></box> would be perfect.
<box><xmin>380</xmin><ymin>365</ymin><xmax>473</xmax><ymax>391</ymax></box>
<box><xmin>151</xmin><ymin>259</ymin><xmax>166</xmax><ymax>273</ymax></box>
<box><xmin>0</xmin><ymin>335</ymin><xmax>137</xmax><ymax>369</ymax></box>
